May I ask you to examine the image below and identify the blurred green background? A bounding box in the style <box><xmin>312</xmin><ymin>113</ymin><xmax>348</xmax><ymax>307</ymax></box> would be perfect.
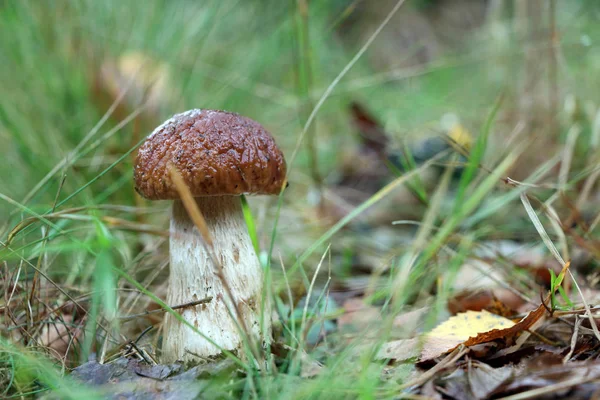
<box><xmin>3</xmin><ymin>0</ymin><xmax>597</xmax><ymax>218</ymax></box>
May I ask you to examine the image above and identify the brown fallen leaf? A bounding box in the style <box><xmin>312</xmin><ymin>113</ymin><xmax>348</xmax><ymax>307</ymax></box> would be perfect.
<box><xmin>448</xmin><ymin>290</ymin><xmax>497</xmax><ymax>314</ymax></box>
<box><xmin>349</xmin><ymin>102</ymin><xmax>389</xmax><ymax>156</ymax></box>
<box><xmin>467</xmin><ymin>361</ymin><xmax>514</xmax><ymax>400</ymax></box>
<box><xmin>447</xmin><ymin>289</ymin><xmax>524</xmax><ymax>316</ymax></box>
<box><xmin>429</xmin><ymin>362</ymin><xmax>514</xmax><ymax>400</ymax></box>
<box><xmin>338</xmin><ymin>298</ymin><xmax>381</xmax><ymax>332</ymax></box>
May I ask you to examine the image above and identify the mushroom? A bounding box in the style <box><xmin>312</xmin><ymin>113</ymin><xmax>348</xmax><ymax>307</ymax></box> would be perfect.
<box><xmin>133</xmin><ymin>109</ymin><xmax>286</xmax><ymax>363</ymax></box>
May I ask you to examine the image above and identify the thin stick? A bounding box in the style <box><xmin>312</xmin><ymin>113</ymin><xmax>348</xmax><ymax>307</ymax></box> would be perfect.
<box><xmin>400</xmin><ymin>346</ymin><xmax>468</xmax><ymax>389</ymax></box>
<box><xmin>498</xmin><ymin>376</ymin><xmax>600</xmax><ymax>400</ymax></box>
<box><xmin>118</xmin><ymin>297</ymin><xmax>213</xmax><ymax>321</ymax></box>
<box><xmin>563</xmin><ymin>315</ymin><xmax>582</xmax><ymax>363</ymax></box>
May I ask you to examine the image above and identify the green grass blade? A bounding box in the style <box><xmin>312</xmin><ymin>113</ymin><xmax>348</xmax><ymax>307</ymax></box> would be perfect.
<box><xmin>452</xmin><ymin>94</ymin><xmax>504</xmax><ymax>214</ymax></box>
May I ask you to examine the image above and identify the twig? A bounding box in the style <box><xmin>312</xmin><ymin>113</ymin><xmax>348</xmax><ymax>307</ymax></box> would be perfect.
<box><xmin>497</xmin><ymin>376</ymin><xmax>600</xmax><ymax>400</ymax></box>
<box><xmin>134</xmin><ymin>325</ymin><xmax>155</xmax><ymax>345</ymax></box>
<box><xmin>118</xmin><ymin>297</ymin><xmax>213</xmax><ymax>321</ymax></box>
<box><xmin>555</xmin><ymin>306</ymin><xmax>600</xmax><ymax>317</ymax></box>
<box><xmin>400</xmin><ymin>346</ymin><xmax>468</xmax><ymax>389</ymax></box>
<box><xmin>563</xmin><ymin>315</ymin><xmax>582</xmax><ymax>363</ymax></box>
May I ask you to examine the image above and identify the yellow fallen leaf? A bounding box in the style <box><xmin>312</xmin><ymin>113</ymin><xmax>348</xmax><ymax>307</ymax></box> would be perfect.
<box><xmin>420</xmin><ymin>310</ymin><xmax>516</xmax><ymax>361</ymax></box>
<box><xmin>428</xmin><ymin>310</ymin><xmax>515</xmax><ymax>342</ymax></box>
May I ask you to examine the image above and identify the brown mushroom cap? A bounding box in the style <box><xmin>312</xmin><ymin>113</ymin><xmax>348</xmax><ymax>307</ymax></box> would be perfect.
<box><xmin>134</xmin><ymin>109</ymin><xmax>287</xmax><ymax>200</ymax></box>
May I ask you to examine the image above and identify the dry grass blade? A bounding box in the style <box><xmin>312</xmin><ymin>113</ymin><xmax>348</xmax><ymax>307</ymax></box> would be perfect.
<box><xmin>520</xmin><ymin>193</ymin><xmax>565</xmax><ymax>265</ymax></box>
<box><xmin>497</xmin><ymin>374</ymin><xmax>600</xmax><ymax>400</ymax></box>
<box><xmin>521</xmin><ymin>192</ymin><xmax>600</xmax><ymax>342</ymax></box>
<box><xmin>0</xmin><ymin>239</ymin><xmax>123</xmax><ymax>355</ymax></box>
<box><xmin>576</xmin><ymin>167</ymin><xmax>600</xmax><ymax>210</ymax></box>
<box><xmin>168</xmin><ymin>165</ymin><xmax>214</xmax><ymax>248</ymax></box>
<box><xmin>558</xmin><ymin>124</ymin><xmax>581</xmax><ymax>189</ymax></box>
<box><xmin>563</xmin><ymin>315</ymin><xmax>582</xmax><ymax>363</ymax></box>
<box><xmin>401</xmin><ymin>346</ymin><xmax>469</xmax><ymax>390</ymax></box>
<box><xmin>565</xmin><ymin>270</ymin><xmax>600</xmax><ymax>342</ymax></box>
<box><xmin>278</xmin><ymin>252</ymin><xmax>298</xmax><ymax>343</ymax></box>
<box><xmin>544</xmin><ymin>202</ymin><xmax>569</xmax><ymax>262</ymax></box>
<box><xmin>101</xmin><ymin>217</ymin><xmax>168</xmax><ymax>237</ymax></box>
<box><xmin>1</xmin><ymin>240</ymin><xmax>89</xmax><ymax>319</ymax></box>
<box><xmin>7</xmin><ymin>214</ymin><xmax>167</xmax><ymax>243</ymax></box>
<box><xmin>301</xmin><ymin>244</ymin><xmax>331</xmax><ymax>342</ymax></box>
<box><xmin>0</xmin><ymin>193</ymin><xmax>90</xmax><ymax>250</ymax></box>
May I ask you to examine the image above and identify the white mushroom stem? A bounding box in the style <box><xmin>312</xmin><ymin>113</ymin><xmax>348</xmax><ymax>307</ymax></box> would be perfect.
<box><xmin>162</xmin><ymin>196</ymin><xmax>269</xmax><ymax>363</ymax></box>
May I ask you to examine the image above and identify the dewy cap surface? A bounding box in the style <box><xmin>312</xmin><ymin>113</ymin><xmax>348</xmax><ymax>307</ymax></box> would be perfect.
<box><xmin>134</xmin><ymin>109</ymin><xmax>287</xmax><ymax>200</ymax></box>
